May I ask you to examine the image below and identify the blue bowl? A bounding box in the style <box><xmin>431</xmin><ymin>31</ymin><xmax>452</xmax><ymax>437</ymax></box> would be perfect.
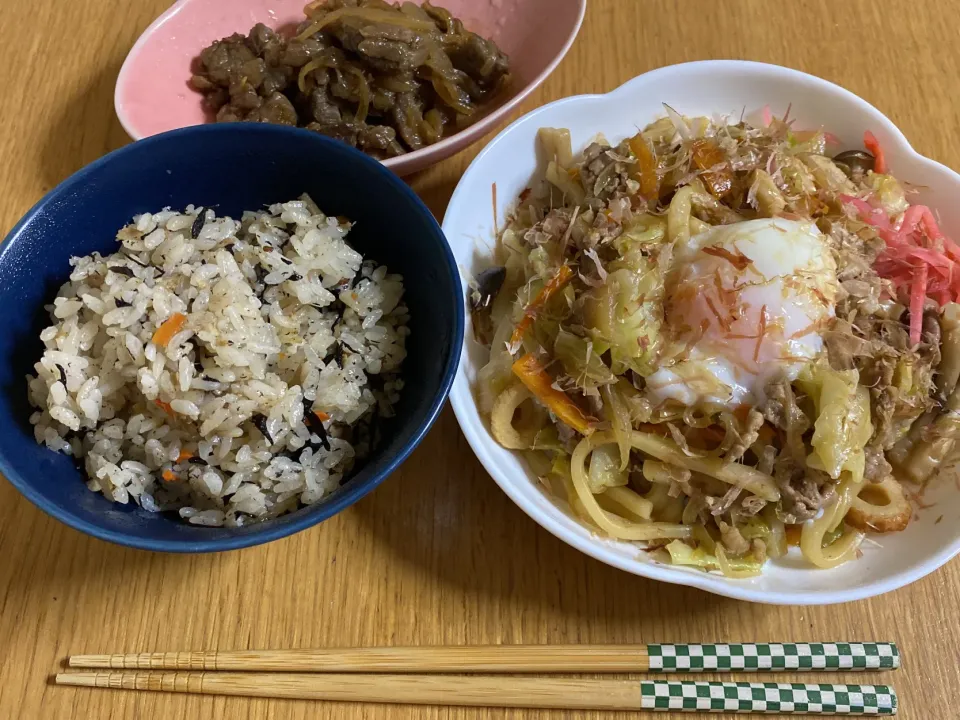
<box><xmin>0</xmin><ymin>124</ymin><xmax>463</xmax><ymax>552</ymax></box>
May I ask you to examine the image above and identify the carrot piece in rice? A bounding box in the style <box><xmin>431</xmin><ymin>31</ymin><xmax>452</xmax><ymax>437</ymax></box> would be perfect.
<box><xmin>152</xmin><ymin>313</ymin><xmax>186</xmax><ymax>348</ymax></box>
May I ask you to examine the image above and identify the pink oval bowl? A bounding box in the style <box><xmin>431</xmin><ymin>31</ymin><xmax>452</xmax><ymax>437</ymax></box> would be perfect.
<box><xmin>114</xmin><ymin>0</ymin><xmax>585</xmax><ymax>175</ymax></box>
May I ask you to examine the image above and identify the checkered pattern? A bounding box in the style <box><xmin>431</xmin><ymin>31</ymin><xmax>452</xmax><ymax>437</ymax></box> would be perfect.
<box><xmin>638</xmin><ymin>682</ymin><xmax>897</xmax><ymax>714</ymax></box>
<box><xmin>646</xmin><ymin>643</ymin><xmax>900</xmax><ymax>672</ymax></box>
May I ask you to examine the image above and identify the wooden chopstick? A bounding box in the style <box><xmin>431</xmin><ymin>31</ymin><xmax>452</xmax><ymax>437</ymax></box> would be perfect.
<box><xmin>68</xmin><ymin>643</ymin><xmax>900</xmax><ymax>674</ymax></box>
<box><xmin>54</xmin><ymin>671</ymin><xmax>898</xmax><ymax>715</ymax></box>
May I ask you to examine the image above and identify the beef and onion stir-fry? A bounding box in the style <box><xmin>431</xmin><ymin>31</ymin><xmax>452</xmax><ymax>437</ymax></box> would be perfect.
<box><xmin>474</xmin><ymin>108</ymin><xmax>959</xmax><ymax>575</ymax></box>
<box><xmin>191</xmin><ymin>0</ymin><xmax>510</xmax><ymax>158</ymax></box>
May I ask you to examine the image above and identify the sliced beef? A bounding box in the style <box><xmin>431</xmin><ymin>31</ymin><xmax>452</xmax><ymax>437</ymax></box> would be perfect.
<box><xmin>190</xmin><ymin>1</ymin><xmax>510</xmax><ymax>158</ymax></box>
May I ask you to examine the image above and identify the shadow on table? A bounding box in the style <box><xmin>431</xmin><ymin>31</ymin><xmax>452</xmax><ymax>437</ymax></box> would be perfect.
<box><xmin>352</xmin><ymin>405</ymin><xmax>739</xmax><ymax>631</ymax></box>
<box><xmin>38</xmin><ymin>59</ymin><xmax>129</xmax><ymax>191</ymax></box>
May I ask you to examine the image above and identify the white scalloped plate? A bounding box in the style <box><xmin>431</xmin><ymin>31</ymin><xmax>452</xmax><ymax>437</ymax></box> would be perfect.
<box><xmin>443</xmin><ymin>60</ymin><xmax>960</xmax><ymax>604</ymax></box>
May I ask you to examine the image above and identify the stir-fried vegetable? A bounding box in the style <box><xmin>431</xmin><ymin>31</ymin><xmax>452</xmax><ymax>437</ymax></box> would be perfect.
<box><xmin>843</xmin><ymin>191</ymin><xmax>960</xmax><ymax>344</ymax></box>
<box><xmin>937</xmin><ymin>303</ymin><xmax>960</xmax><ymax>395</ymax></box>
<box><xmin>601</xmin><ymin>381</ymin><xmax>634</xmax><ymax>471</ymax></box>
<box><xmin>863</xmin><ymin>130</ymin><xmax>887</xmax><ymax>174</ymax></box>
<box><xmin>627</xmin><ymin>132</ymin><xmax>659</xmax><ymax>197</ymax></box>
<box><xmin>586</xmin><ymin>443</ymin><xmax>626</xmax><ymax>493</ymax></box>
<box><xmin>897</xmin><ymin>377</ymin><xmax>960</xmax><ymax>484</ymax></box>
<box><xmin>511</xmin><ymin>353</ymin><xmax>597</xmax><ymax>435</ymax></box>
<box><xmin>799</xmin><ymin>365</ymin><xmax>872</xmax><ymax>482</ymax></box>
<box><xmin>554</xmin><ymin>329</ymin><xmax>616</xmax><ymax>388</ymax></box>
<box><xmin>477</xmin><ymin>108</ymin><xmax>953</xmax><ymax>579</ymax></box>
<box><xmin>510</xmin><ymin>265</ymin><xmax>574</xmax><ymax>350</ymax></box>
<box><xmin>690</xmin><ymin>139</ymin><xmax>733</xmax><ymax>198</ymax></box>
<box><xmin>583</xmin><ymin>252</ymin><xmax>665</xmax><ymax>376</ymax></box>
<box><xmin>663</xmin><ymin>539</ymin><xmax>762</xmax><ymax>576</ymax></box>
<box><xmin>867</xmin><ymin>173</ymin><xmax>909</xmax><ymax>215</ymax></box>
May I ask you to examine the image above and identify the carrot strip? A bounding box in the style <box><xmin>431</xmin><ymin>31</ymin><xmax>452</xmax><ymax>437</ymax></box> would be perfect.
<box><xmin>690</xmin><ymin>139</ymin><xmax>733</xmax><ymax>198</ymax></box>
<box><xmin>176</xmin><ymin>450</ymin><xmax>194</xmax><ymax>463</ymax></box>
<box><xmin>511</xmin><ymin>353</ymin><xmax>597</xmax><ymax>436</ymax></box>
<box><xmin>154</xmin><ymin>399</ymin><xmax>174</xmax><ymax>415</ymax></box>
<box><xmin>314</xmin><ymin>411</ymin><xmax>331</xmax><ymax>422</ymax></box>
<box><xmin>152</xmin><ymin>313</ymin><xmax>187</xmax><ymax>348</ymax></box>
<box><xmin>161</xmin><ymin>469</ymin><xmax>178</xmax><ymax>482</ymax></box>
<box><xmin>509</xmin><ymin>265</ymin><xmax>574</xmax><ymax>347</ymax></box>
<box><xmin>627</xmin><ymin>133</ymin><xmax>659</xmax><ymax>197</ymax></box>
<box><xmin>863</xmin><ymin>131</ymin><xmax>887</xmax><ymax>174</ymax></box>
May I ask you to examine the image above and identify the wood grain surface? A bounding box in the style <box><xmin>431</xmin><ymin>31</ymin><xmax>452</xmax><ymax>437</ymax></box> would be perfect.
<box><xmin>1</xmin><ymin>1</ymin><xmax>958</xmax><ymax>718</ymax></box>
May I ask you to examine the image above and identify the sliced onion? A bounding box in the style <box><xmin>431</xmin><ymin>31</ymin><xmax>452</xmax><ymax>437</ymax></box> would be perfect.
<box><xmin>662</xmin><ymin>103</ymin><xmax>692</xmax><ymax>141</ymax></box>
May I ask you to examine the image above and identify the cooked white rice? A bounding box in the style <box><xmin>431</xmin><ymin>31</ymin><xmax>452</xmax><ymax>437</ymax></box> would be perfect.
<box><xmin>27</xmin><ymin>195</ymin><xmax>408</xmax><ymax>527</ymax></box>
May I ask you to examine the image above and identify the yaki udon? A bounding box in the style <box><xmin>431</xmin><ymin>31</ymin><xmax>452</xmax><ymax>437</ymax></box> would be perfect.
<box><xmin>473</xmin><ymin>108</ymin><xmax>960</xmax><ymax>576</ymax></box>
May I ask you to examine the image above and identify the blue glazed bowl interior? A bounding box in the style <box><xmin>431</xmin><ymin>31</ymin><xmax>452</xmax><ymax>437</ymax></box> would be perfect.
<box><xmin>0</xmin><ymin>124</ymin><xmax>462</xmax><ymax>552</ymax></box>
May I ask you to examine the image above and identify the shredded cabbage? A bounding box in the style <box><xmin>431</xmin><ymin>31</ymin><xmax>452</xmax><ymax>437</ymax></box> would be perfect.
<box><xmin>799</xmin><ymin>365</ymin><xmax>872</xmax><ymax>481</ymax></box>
<box><xmin>587</xmin><ymin>443</ymin><xmax>626</xmax><ymax>493</ymax></box>
<box><xmin>602</xmin><ymin>381</ymin><xmax>634</xmax><ymax>471</ymax></box>
<box><xmin>614</xmin><ymin>215</ymin><xmax>667</xmax><ymax>256</ymax></box>
<box><xmin>554</xmin><ymin>329</ymin><xmax>616</xmax><ymax>388</ymax></box>
<box><xmin>787</xmin><ymin>129</ymin><xmax>827</xmax><ymax>155</ymax></box>
<box><xmin>664</xmin><ymin>539</ymin><xmax>763</xmax><ymax>576</ymax></box>
<box><xmin>584</xmin><ymin>258</ymin><xmax>664</xmax><ymax>376</ymax></box>
<box><xmin>868</xmin><ymin>173</ymin><xmax>910</xmax><ymax>216</ymax></box>
<box><xmin>800</xmin><ymin>154</ymin><xmax>856</xmax><ymax>195</ymax></box>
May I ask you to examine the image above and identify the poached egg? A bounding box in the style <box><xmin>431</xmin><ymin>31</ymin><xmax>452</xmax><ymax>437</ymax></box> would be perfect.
<box><xmin>645</xmin><ymin>217</ymin><xmax>838</xmax><ymax>407</ymax></box>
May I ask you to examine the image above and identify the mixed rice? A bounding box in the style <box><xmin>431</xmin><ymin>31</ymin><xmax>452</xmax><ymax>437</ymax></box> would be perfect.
<box><xmin>27</xmin><ymin>195</ymin><xmax>408</xmax><ymax>527</ymax></box>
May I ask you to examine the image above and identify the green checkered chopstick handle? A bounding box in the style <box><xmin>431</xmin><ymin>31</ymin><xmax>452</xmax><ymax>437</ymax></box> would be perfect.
<box><xmin>640</xmin><ymin>682</ymin><xmax>897</xmax><ymax>715</ymax></box>
<box><xmin>646</xmin><ymin>643</ymin><xmax>900</xmax><ymax>673</ymax></box>
<box><xmin>55</xmin><ymin>671</ymin><xmax>897</xmax><ymax>714</ymax></box>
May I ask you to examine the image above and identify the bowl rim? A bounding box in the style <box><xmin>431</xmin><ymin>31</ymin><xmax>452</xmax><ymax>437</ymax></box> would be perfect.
<box><xmin>444</xmin><ymin>59</ymin><xmax>960</xmax><ymax>604</ymax></box>
<box><xmin>0</xmin><ymin>122</ymin><xmax>464</xmax><ymax>553</ymax></box>
<box><xmin>113</xmin><ymin>0</ymin><xmax>588</xmax><ymax>170</ymax></box>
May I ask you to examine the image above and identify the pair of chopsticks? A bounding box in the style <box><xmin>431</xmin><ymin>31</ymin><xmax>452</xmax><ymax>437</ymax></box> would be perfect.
<box><xmin>57</xmin><ymin>643</ymin><xmax>900</xmax><ymax>715</ymax></box>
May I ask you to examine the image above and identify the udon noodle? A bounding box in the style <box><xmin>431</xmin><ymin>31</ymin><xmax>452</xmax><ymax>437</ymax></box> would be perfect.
<box><xmin>473</xmin><ymin>107</ymin><xmax>957</xmax><ymax>575</ymax></box>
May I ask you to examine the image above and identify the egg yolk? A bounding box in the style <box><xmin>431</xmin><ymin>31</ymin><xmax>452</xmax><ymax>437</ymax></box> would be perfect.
<box><xmin>645</xmin><ymin>218</ymin><xmax>838</xmax><ymax>406</ymax></box>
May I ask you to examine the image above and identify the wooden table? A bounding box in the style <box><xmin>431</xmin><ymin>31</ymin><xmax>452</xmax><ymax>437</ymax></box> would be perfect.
<box><xmin>1</xmin><ymin>1</ymin><xmax>958</xmax><ymax>717</ymax></box>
